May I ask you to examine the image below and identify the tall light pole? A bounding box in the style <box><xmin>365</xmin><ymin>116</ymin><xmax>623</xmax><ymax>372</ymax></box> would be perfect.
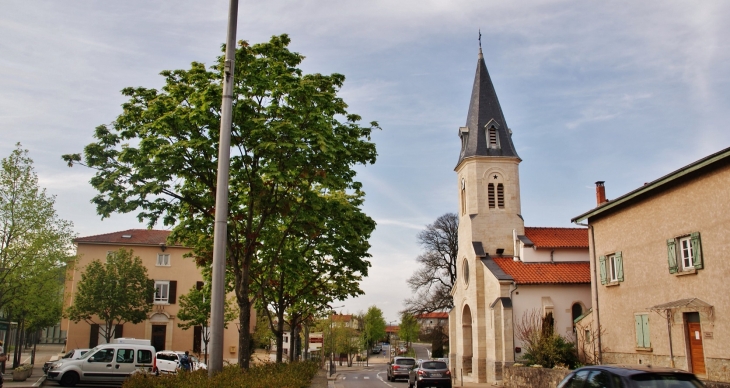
<box><xmin>209</xmin><ymin>0</ymin><xmax>239</xmax><ymax>376</ymax></box>
<box><xmin>329</xmin><ymin>305</ymin><xmax>344</xmax><ymax>377</ymax></box>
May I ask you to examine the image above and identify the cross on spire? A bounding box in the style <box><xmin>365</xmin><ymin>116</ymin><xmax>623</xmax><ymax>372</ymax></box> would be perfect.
<box><xmin>479</xmin><ymin>29</ymin><xmax>482</xmax><ymax>48</ymax></box>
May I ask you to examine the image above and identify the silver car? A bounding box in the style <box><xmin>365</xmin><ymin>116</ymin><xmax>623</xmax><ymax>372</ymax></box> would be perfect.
<box><xmin>388</xmin><ymin>357</ymin><xmax>417</xmax><ymax>382</ymax></box>
<box><xmin>408</xmin><ymin>360</ymin><xmax>451</xmax><ymax>388</ymax></box>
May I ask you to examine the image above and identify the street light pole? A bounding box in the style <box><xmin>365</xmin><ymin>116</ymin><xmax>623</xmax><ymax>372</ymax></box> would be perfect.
<box><xmin>209</xmin><ymin>0</ymin><xmax>239</xmax><ymax>376</ymax></box>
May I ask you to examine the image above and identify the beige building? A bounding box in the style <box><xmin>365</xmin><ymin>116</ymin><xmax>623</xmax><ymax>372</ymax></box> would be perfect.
<box><xmin>62</xmin><ymin>229</ymin><xmax>244</xmax><ymax>363</ymax></box>
<box><xmin>572</xmin><ymin>147</ymin><xmax>730</xmax><ymax>383</ymax></box>
<box><xmin>449</xmin><ymin>48</ymin><xmax>591</xmax><ymax>384</ymax></box>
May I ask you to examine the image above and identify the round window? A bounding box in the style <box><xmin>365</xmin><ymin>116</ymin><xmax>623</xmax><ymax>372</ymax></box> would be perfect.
<box><xmin>463</xmin><ymin>259</ymin><xmax>470</xmax><ymax>286</ymax></box>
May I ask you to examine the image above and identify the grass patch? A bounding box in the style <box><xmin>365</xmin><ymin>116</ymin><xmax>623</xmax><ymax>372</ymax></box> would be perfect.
<box><xmin>123</xmin><ymin>361</ymin><xmax>320</xmax><ymax>388</ymax></box>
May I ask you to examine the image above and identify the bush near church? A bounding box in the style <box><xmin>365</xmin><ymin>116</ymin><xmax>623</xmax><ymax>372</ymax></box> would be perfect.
<box><xmin>122</xmin><ymin>361</ymin><xmax>319</xmax><ymax>388</ymax></box>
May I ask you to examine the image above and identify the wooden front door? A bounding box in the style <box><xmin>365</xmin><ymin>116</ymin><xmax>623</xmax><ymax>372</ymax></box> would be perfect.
<box><xmin>686</xmin><ymin>321</ymin><xmax>705</xmax><ymax>375</ymax></box>
<box><xmin>152</xmin><ymin>325</ymin><xmax>167</xmax><ymax>352</ymax></box>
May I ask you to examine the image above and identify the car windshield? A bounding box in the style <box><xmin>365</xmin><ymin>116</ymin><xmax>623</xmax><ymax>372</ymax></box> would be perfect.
<box><xmin>62</xmin><ymin>350</ymin><xmax>75</xmax><ymax>359</ymax></box>
<box><xmin>78</xmin><ymin>349</ymin><xmax>95</xmax><ymax>360</ymax></box>
<box><xmin>156</xmin><ymin>353</ymin><xmax>179</xmax><ymax>362</ymax></box>
<box><xmin>396</xmin><ymin>359</ymin><xmax>416</xmax><ymax>366</ymax></box>
<box><xmin>421</xmin><ymin>361</ymin><xmax>447</xmax><ymax>369</ymax></box>
<box><xmin>630</xmin><ymin>373</ymin><xmax>705</xmax><ymax>388</ymax></box>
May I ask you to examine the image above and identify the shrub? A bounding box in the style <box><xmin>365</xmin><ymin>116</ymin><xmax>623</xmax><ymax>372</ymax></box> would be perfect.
<box><xmin>515</xmin><ymin>310</ymin><xmax>579</xmax><ymax>369</ymax></box>
<box><xmin>123</xmin><ymin>361</ymin><xmax>319</xmax><ymax>388</ymax></box>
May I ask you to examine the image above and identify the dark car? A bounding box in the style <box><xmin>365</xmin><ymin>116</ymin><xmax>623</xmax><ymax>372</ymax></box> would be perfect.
<box><xmin>387</xmin><ymin>357</ymin><xmax>417</xmax><ymax>381</ymax></box>
<box><xmin>408</xmin><ymin>360</ymin><xmax>451</xmax><ymax>388</ymax></box>
<box><xmin>557</xmin><ymin>365</ymin><xmax>705</xmax><ymax>388</ymax></box>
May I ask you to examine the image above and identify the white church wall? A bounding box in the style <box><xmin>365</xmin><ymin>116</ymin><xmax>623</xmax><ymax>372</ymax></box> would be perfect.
<box><xmin>520</xmin><ymin>247</ymin><xmax>588</xmax><ymax>263</ymax></box>
<box><xmin>510</xmin><ymin>284</ymin><xmax>591</xmax><ymax>362</ymax></box>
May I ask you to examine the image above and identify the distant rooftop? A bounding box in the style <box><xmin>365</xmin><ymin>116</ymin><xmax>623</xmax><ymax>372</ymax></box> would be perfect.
<box><xmin>75</xmin><ymin>229</ymin><xmax>181</xmax><ymax>246</ymax></box>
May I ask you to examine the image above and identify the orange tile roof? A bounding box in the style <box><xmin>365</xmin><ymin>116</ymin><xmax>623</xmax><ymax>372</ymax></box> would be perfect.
<box><xmin>524</xmin><ymin>227</ymin><xmax>588</xmax><ymax>248</ymax></box>
<box><xmin>416</xmin><ymin>312</ymin><xmax>449</xmax><ymax>319</ymax></box>
<box><xmin>492</xmin><ymin>257</ymin><xmax>591</xmax><ymax>284</ymax></box>
<box><xmin>75</xmin><ymin>229</ymin><xmax>179</xmax><ymax>246</ymax></box>
<box><xmin>332</xmin><ymin>314</ymin><xmax>353</xmax><ymax>322</ymax></box>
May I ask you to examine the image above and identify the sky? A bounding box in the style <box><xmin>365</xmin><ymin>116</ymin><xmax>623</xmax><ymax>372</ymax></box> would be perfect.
<box><xmin>2</xmin><ymin>0</ymin><xmax>729</xmax><ymax>323</ymax></box>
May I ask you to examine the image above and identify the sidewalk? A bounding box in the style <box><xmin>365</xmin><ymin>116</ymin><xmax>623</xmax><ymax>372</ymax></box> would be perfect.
<box><xmin>2</xmin><ymin>344</ymin><xmax>65</xmax><ymax>388</ymax></box>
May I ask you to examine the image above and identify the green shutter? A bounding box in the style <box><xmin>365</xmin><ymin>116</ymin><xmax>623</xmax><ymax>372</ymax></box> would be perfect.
<box><xmin>615</xmin><ymin>251</ymin><xmax>624</xmax><ymax>282</ymax></box>
<box><xmin>667</xmin><ymin>239</ymin><xmax>678</xmax><ymax>274</ymax></box>
<box><xmin>642</xmin><ymin>314</ymin><xmax>651</xmax><ymax>348</ymax></box>
<box><xmin>691</xmin><ymin>232</ymin><xmax>703</xmax><ymax>270</ymax></box>
<box><xmin>599</xmin><ymin>256</ymin><xmax>607</xmax><ymax>285</ymax></box>
<box><xmin>635</xmin><ymin>315</ymin><xmax>643</xmax><ymax>347</ymax></box>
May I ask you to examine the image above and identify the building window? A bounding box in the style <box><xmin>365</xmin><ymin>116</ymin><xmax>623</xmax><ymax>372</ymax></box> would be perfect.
<box><xmin>154</xmin><ymin>281</ymin><xmax>169</xmax><ymax>303</ymax></box>
<box><xmin>463</xmin><ymin>259</ymin><xmax>470</xmax><ymax>286</ymax></box>
<box><xmin>488</xmin><ymin>183</ymin><xmax>495</xmax><ymax>209</ymax></box>
<box><xmin>488</xmin><ymin>126</ymin><xmax>497</xmax><ymax>147</ymax></box>
<box><xmin>461</xmin><ymin>179</ymin><xmax>466</xmax><ymax>215</ymax></box>
<box><xmin>667</xmin><ymin>232</ymin><xmax>703</xmax><ymax>273</ymax></box>
<box><xmin>635</xmin><ymin>313</ymin><xmax>651</xmax><ymax>348</ymax></box>
<box><xmin>497</xmin><ymin>183</ymin><xmax>504</xmax><ymax>209</ymax></box>
<box><xmin>157</xmin><ymin>254</ymin><xmax>170</xmax><ymax>266</ymax></box>
<box><xmin>599</xmin><ymin>252</ymin><xmax>623</xmax><ymax>284</ymax></box>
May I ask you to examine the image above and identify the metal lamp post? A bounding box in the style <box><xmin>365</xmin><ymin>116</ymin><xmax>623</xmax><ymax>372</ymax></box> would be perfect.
<box><xmin>329</xmin><ymin>306</ymin><xmax>344</xmax><ymax>377</ymax></box>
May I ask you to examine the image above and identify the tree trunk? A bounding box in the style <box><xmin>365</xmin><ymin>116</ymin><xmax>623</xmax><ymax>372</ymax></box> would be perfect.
<box><xmin>236</xmin><ymin>260</ymin><xmax>252</xmax><ymax>369</ymax></box>
<box><xmin>275</xmin><ymin>309</ymin><xmax>285</xmax><ymax>363</ymax></box>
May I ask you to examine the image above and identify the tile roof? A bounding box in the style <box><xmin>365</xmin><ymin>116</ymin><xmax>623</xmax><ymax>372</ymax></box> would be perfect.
<box><xmin>524</xmin><ymin>227</ymin><xmax>588</xmax><ymax>248</ymax></box>
<box><xmin>332</xmin><ymin>314</ymin><xmax>353</xmax><ymax>322</ymax></box>
<box><xmin>74</xmin><ymin>229</ymin><xmax>179</xmax><ymax>246</ymax></box>
<box><xmin>416</xmin><ymin>312</ymin><xmax>449</xmax><ymax>319</ymax></box>
<box><xmin>491</xmin><ymin>257</ymin><xmax>591</xmax><ymax>285</ymax></box>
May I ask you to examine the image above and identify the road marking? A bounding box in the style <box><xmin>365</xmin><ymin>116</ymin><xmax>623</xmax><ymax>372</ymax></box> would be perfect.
<box><xmin>364</xmin><ymin>376</ymin><xmax>370</xmax><ymax>379</ymax></box>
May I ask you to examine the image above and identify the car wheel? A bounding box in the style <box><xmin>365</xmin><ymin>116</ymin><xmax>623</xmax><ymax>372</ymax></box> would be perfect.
<box><xmin>60</xmin><ymin>371</ymin><xmax>80</xmax><ymax>387</ymax></box>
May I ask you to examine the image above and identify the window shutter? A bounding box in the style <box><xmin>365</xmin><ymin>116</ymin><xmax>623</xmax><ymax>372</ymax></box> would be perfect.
<box><xmin>146</xmin><ymin>279</ymin><xmax>155</xmax><ymax>304</ymax></box>
<box><xmin>615</xmin><ymin>251</ymin><xmax>624</xmax><ymax>282</ymax></box>
<box><xmin>196</xmin><ymin>281</ymin><xmax>204</xmax><ymax>291</ymax></box>
<box><xmin>666</xmin><ymin>239</ymin><xmax>678</xmax><ymax>274</ymax></box>
<box><xmin>193</xmin><ymin>326</ymin><xmax>202</xmax><ymax>353</ymax></box>
<box><xmin>599</xmin><ymin>256</ymin><xmax>607</xmax><ymax>285</ymax></box>
<box><xmin>89</xmin><ymin>324</ymin><xmax>99</xmax><ymax>348</ymax></box>
<box><xmin>690</xmin><ymin>232</ymin><xmax>703</xmax><ymax>270</ymax></box>
<box><xmin>641</xmin><ymin>315</ymin><xmax>651</xmax><ymax>348</ymax></box>
<box><xmin>114</xmin><ymin>324</ymin><xmax>123</xmax><ymax>339</ymax></box>
<box><xmin>634</xmin><ymin>315</ymin><xmax>642</xmax><ymax>347</ymax></box>
<box><xmin>168</xmin><ymin>281</ymin><xmax>177</xmax><ymax>304</ymax></box>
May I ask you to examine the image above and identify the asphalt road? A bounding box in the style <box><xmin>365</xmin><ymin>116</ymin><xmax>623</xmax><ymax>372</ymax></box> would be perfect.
<box><xmin>333</xmin><ymin>343</ymin><xmax>433</xmax><ymax>388</ymax></box>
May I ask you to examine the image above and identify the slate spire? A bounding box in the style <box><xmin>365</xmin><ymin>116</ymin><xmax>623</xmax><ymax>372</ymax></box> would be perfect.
<box><xmin>458</xmin><ymin>48</ymin><xmax>519</xmax><ymax>164</ymax></box>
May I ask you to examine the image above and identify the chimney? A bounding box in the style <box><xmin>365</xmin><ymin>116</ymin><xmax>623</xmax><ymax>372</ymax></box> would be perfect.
<box><xmin>595</xmin><ymin>181</ymin><xmax>607</xmax><ymax>205</ymax></box>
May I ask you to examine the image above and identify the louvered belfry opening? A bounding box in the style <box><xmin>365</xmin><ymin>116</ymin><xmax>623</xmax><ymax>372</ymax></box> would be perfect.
<box><xmin>489</xmin><ymin>126</ymin><xmax>497</xmax><ymax>147</ymax></box>
<box><xmin>488</xmin><ymin>183</ymin><xmax>495</xmax><ymax>208</ymax></box>
<box><xmin>497</xmin><ymin>183</ymin><xmax>504</xmax><ymax>208</ymax></box>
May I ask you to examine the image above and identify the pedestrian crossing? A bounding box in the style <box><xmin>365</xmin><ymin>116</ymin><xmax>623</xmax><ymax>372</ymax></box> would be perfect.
<box><xmin>340</xmin><ymin>376</ymin><xmax>370</xmax><ymax>379</ymax></box>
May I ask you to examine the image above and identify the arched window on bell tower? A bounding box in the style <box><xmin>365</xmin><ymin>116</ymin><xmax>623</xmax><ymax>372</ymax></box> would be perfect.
<box><xmin>461</xmin><ymin>178</ymin><xmax>466</xmax><ymax>215</ymax></box>
<box><xmin>487</xmin><ymin>173</ymin><xmax>505</xmax><ymax>210</ymax></box>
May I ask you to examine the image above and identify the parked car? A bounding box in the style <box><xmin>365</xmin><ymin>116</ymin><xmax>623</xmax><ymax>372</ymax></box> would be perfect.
<box><xmin>398</xmin><ymin>345</ymin><xmax>408</xmax><ymax>355</ymax></box>
<box><xmin>408</xmin><ymin>359</ymin><xmax>451</xmax><ymax>388</ymax></box>
<box><xmin>44</xmin><ymin>348</ymin><xmax>91</xmax><ymax>374</ymax></box>
<box><xmin>155</xmin><ymin>351</ymin><xmax>207</xmax><ymax>374</ymax></box>
<box><xmin>372</xmin><ymin>345</ymin><xmax>382</xmax><ymax>354</ymax></box>
<box><xmin>46</xmin><ymin>341</ymin><xmax>156</xmax><ymax>386</ymax></box>
<box><xmin>387</xmin><ymin>356</ymin><xmax>417</xmax><ymax>382</ymax></box>
<box><xmin>557</xmin><ymin>365</ymin><xmax>705</xmax><ymax>388</ymax></box>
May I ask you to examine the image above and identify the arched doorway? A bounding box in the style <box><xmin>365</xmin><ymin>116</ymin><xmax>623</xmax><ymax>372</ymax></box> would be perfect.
<box><xmin>462</xmin><ymin>304</ymin><xmax>473</xmax><ymax>373</ymax></box>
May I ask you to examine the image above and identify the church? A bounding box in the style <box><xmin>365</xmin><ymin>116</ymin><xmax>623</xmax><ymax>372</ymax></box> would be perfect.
<box><xmin>448</xmin><ymin>47</ymin><xmax>593</xmax><ymax>384</ymax></box>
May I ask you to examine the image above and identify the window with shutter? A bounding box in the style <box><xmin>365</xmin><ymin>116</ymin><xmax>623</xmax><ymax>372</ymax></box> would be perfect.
<box><xmin>497</xmin><ymin>184</ymin><xmax>504</xmax><ymax>209</ymax></box>
<box><xmin>634</xmin><ymin>314</ymin><xmax>651</xmax><ymax>348</ymax></box>
<box><xmin>599</xmin><ymin>256</ymin><xmax>607</xmax><ymax>285</ymax></box>
<box><xmin>89</xmin><ymin>324</ymin><xmax>99</xmax><ymax>348</ymax></box>
<box><xmin>690</xmin><ymin>232</ymin><xmax>703</xmax><ymax>269</ymax></box>
<box><xmin>667</xmin><ymin>239</ymin><xmax>678</xmax><ymax>273</ymax></box>
<box><xmin>615</xmin><ymin>251</ymin><xmax>624</xmax><ymax>282</ymax></box>
<box><xmin>488</xmin><ymin>183</ymin><xmax>495</xmax><ymax>209</ymax></box>
<box><xmin>168</xmin><ymin>281</ymin><xmax>177</xmax><ymax>304</ymax></box>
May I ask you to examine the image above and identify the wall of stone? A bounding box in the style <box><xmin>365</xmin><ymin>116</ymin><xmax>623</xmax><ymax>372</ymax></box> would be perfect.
<box><xmin>503</xmin><ymin>366</ymin><xmax>570</xmax><ymax>388</ymax></box>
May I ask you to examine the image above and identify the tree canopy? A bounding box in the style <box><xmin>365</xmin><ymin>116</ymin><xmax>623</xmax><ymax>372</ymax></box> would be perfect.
<box><xmin>63</xmin><ymin>34</ymin><xmax>379</xmax><ymax>368</ymax></box>
<box><xmin>398</xmin><ymin>312</ymin><xmax>419</xmax><ymax>346</ymax></box>
<box><xmin>403</xmin><ymin>213</ymin><xmax>458</xmax><ymax>315</ymax></box>
<box><xmin>0</xmin><ymin>144</ymin><xmax>74</xmax><ymax>359</ymax></box>
<box><xmin>361</xmin><ymin>306</ymin><xmax>386</xmax><ymax>350</ymax></box>
<box><xmin>66</xmin><ymin>248</ymin><xmax>154</xmax><ymax>343</ymax></box>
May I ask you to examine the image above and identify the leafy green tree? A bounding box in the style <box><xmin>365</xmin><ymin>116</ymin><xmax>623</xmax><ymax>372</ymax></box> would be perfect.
<box><xmin>176</xmin><ymin>281</ymin><xmax>238</xmax><ymax>364</ymax></box>
<box><xmin>398</xmin><ymin>312</ymin><xmax>419</xmax><ymax>348</ymax></box>
<box><xmin>66</xmin><ymin>249</ymin><xmax>154</xmax><ymax>343</ymax></box>
<box><xmin>62</xmin><ymin>34</ymin><xmax>378</xmax><ymax>368</ymax></box>
<box><xmin>0</xmin><ymin>144</ymin><xmax>74</xmax><ymax>366</ymax></box>
<box><xmin>361</xmin><ymin>306</ymin><xmax>386</xmax><ymax>355</ymax></box>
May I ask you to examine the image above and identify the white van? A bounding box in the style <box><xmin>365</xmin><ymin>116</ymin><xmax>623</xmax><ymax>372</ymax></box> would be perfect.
<box><xmin>46</xmin><ymin>341</ymin><xmax>156</xmax><ymax>387</ymax></box>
